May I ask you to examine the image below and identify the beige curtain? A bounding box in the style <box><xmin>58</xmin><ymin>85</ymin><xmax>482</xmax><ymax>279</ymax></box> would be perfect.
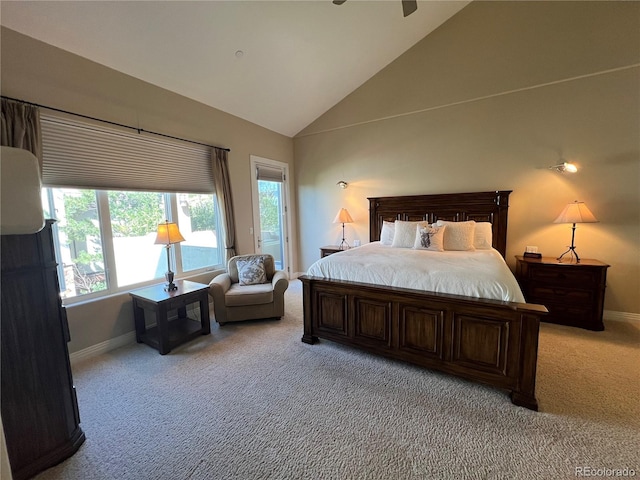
<box><xmin>212</xmin><ymin>148</ymin><xmax>237</xmax><ymax>261</ymax></box>
<box><xmin>1</xmin><ymin>98</ymin><xmax>42</xmax><ymax>171</ymax></box>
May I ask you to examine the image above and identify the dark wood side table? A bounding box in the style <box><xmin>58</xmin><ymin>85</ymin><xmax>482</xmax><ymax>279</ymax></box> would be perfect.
<box><xmin>515</xmin><ymin>255</ymin><xmax>609</xmax><ymax>331</ymax></box>
<box><xmin>320</xmin><ymin>245</ymin><xmax>346</xmax><ymax>258</ymax></box>
<box><xmin>130</xmin><ymin>280</ymin><xmax>211</xmax><ymax>354</ymax></box>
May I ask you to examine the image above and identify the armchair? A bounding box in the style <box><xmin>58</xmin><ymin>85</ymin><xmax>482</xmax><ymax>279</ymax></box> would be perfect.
<box><xmin>208</xmin><ymin>254</ymin><xmax>289</xmax><ymax>325</ymax></box>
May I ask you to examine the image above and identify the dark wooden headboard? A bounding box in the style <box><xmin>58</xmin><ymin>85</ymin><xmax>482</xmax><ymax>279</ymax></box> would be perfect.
<box><xmin>368</xmin><ymin>190</ymin><xmax>512</xmax><ymax>258</ymax></box>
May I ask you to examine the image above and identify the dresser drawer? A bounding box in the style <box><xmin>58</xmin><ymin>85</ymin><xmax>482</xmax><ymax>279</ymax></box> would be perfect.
<box><xmin>529</xmin><ymin>285</ymin><xmax>593</xmax><ymax>304</ymax></box>
<box><xmin>528</xmin><ymin>266</ymin><xmax>599</xmax><ymax>288</ymax></box>
<box><xmin>536</xmin><ymin>301</ymin><xmax>596</xmax><ymax>328</ymax></box>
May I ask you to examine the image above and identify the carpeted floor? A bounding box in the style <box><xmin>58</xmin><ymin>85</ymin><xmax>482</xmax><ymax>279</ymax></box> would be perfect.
<box><xmin>35</xmin><ymin>279</ymin><xmax>639</xmax><ymax>480</ymax></box>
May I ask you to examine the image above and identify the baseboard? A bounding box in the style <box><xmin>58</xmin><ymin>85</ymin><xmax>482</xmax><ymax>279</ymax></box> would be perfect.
<box><xmin>604</xmin><ymin>310</ymin><xmax>640</xmax><ymax>324</ymax></box>
<box><xmin>69</xmin><ymin>302</ymin><xmax>213</xmax><ymax>365</ymax></box>
<box><xmin>69</xmin><ymin>331</ymin><xmax>137</xmax><ymax>366</ymax></box>
<box><xmin>68</xmin><ymin>307</ymin><xmax>636</xmax><ymax>365</ymax></box>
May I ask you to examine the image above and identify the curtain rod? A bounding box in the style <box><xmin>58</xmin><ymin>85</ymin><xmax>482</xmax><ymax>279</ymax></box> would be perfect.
<box><xmin>1</xmin><ymin>95</ymin><xmax>231</xmax><ymax>153</ymax></box>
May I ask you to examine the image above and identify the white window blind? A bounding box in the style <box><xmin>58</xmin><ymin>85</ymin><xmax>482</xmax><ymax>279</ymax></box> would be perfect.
<box><xmin>256</xmin><ymin>164</ymin><xmax>283</xmax><ymax>182</ymax></box>
<box><xmin>41</xmin><ymin>114</ymin><xmax>214</xmax><ymax>193</ymax></box>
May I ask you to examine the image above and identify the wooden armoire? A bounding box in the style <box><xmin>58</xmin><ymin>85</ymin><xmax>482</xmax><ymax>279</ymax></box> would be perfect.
<box><xmin>1</xmin><ymin>220</ymin><xmax>85</xmax><ymax>479</ymax></box>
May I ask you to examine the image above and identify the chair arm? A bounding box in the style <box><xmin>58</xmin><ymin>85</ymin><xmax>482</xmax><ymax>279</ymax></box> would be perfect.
<box><xmin>209</xmin><ymin>273</ymin><xmax>231</xmax><ymax>303</ymax></box>
<box><xmin>272</xmin><ymin>270</ymin><xmax>289</xmax><ymax>295</ymax></box>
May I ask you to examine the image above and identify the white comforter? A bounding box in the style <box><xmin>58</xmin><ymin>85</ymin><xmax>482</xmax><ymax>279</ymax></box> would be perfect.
<box><xmin>307</xmin><ymin>242</ymin><xmax>526</xmax><ymax>303</ymax></box>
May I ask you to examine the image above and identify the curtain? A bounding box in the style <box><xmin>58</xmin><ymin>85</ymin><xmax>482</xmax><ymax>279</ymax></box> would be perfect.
<box><xmin>1</xmin><ymin>98</ymin><xmax>43</xmax><ymax>171</ymax></box>
<box><xmin>212</xmin><ymin>148</ymin><xmax>237</xmax><ymax>262</ymax></box>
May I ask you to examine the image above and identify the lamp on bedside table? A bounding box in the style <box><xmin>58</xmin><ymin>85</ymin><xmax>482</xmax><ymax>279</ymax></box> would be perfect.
<box><xmin>554</xmin><ymin>201</ymin><xmax>598</xmax><ymax>263</ymax></box>
<box><xmin>154</xmin><ymin>220</ymin><xmax>185</xmax><ymax>291</ymax></box>
<box><xmin>333</xmin><ymin>208</ymin><xmax>354</xmax><ymax>250</ymax></box>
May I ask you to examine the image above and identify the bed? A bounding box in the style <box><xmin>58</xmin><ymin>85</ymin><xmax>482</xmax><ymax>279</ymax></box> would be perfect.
<box><xmin>300</xmin><ymin>191</ymin><xmax>547</xmax><ymax>410</ymax></box>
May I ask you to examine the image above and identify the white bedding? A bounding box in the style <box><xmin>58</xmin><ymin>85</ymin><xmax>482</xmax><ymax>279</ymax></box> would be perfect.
<box><xmin>307</xmin><ymin>242</ymin><xmax>526</xmax><ymax>303</ymax></box>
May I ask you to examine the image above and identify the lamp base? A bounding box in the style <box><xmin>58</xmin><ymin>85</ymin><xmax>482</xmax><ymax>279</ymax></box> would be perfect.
<box><xmin>557</xmin><ymin>222</ymin><xmax>581</xmax><ymax>263</ymax></box>
<box><xmin>164</xmin><ymin>271</ymin><xmax>178</xmax><ymax>291</ymax></box>
<box><xmin>557</xmin><ymin>247</ymin><xmax>580</xmax><ymax>263</ymax></box>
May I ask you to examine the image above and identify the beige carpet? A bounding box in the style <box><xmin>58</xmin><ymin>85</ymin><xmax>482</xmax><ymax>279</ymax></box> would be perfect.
<box><xmin>34</xmin><ymin>280</ymin><xmax>639</xmax><ymax>480</ymax></box>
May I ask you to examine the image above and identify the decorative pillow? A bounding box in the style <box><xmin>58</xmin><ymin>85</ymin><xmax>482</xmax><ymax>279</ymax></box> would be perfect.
<box><xmin>391</xmin><ymin>220</ymin><xmax>428</xmax><ymax>248</ymax></box>
<box><xmin>435</xmin><ymin>220</ymin><xmax>476</xmax><ymax>251</ymax></box>
<box><xmin>236</xmin><ymin>257</ymin><xmax>267</xmax><ymax>285</ymax></box>
<box><xmin>474</xmin><ymin>222</ymin><xmax>493</xmax><ymax>250</ymax></box>
<box><xmin>413</xmin><ymin>224</ymin><xmax>445</xmax><ymax>251</ymax></box>
<box><xmin>380</xmin><ymin>221</ymin><xmax>395</xmax><ymax>245</ymax></box>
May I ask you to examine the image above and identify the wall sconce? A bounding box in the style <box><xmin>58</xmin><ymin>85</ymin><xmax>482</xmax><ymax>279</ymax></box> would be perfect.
<box><xmin>336</xmin><ymin>180</ymin><xmax>348</xmax><ymax>189</ymax></box>
<box><xmin>549</xmin><ymin>161</ymin><xmax>578</xmax><ymax>173</ymax></box>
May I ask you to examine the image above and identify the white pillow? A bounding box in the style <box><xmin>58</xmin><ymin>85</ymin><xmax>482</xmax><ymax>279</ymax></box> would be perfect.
<box><xmin>435</xmin><ymin>220</ymin><xmax>476</xmax><ymax>251</ymax></box>
<box><xmin>474</xmin><ymin>222</ymin><xmax>493</xmax><ymax>250</ymax></box>
<box><xmin>391</xmin><ymin>220</ymin><xmax>428</xmax><ymax>248</ymax></box>
<box><xmin>237</xmin><ymin>257</ymin><xmax>267</xmax><ymax>285</ymax></box>
<box><xmin>413</xmin><ymin>224</ymin><xmax>445</xmax><ymax>252</ymax></box>
<box><xmin>380</xmin><ymin>221</ymin><xmax>395</xmax><ymax>245</ymax></box>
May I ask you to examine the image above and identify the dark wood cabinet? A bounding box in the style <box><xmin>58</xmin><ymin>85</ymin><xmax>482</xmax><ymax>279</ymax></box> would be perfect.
<box><xmin>515</xmin><ymin>255</ymin><xmax>609</xmax><ymax>331</ymax></box>
<box><xmin>320</xmin><ymin>245</ymin><xmax>345</xmax><ymax>258</ymax></box>
<box><xmin>1</xmin><ymin>220</ymin><xmax>85</xmax><ymax>480</ymax></box>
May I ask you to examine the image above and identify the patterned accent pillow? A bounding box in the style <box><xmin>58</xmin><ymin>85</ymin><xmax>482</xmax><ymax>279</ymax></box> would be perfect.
<box><xmin>413</xmin><ymin>225</ymin><xmax>445</xmax><ymax>251</ymax></box>
<box><xmin>237</xmin><ymin>257</ymin><xmax>267</xmax><ymax>285</ymax></box>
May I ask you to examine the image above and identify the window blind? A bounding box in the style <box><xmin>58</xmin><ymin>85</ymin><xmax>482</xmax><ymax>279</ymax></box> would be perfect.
<box><xmin>41</xmin><ymin>114</ymin><xmax>214</xmax><ymax>193</ymax></box>
<box><xmin>256</xmin><ymin>164</ymin><xmax>284</xmax><ymax>183</ymax></box>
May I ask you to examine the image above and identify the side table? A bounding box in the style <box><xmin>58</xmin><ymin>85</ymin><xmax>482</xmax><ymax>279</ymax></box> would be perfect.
<box><xmin>515</xmin><ymin>256</ymin><xmax>609</xmax><ymax>331</ymax></box>
<box><xmin>320</xmin><ymin>245</ymin><xmax>347</xmax><ymax>258</ymax></box>
<box><xmin>130</xmin><ymin>279</ymin><xmax>211</xmax><ymax>354</ymax></box>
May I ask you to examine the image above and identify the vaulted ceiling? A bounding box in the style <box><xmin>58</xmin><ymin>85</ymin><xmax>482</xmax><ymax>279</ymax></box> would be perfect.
<box><xmin>0</xmin><ymin>1</ymin><xmax>469</xmax><ymax>137</ymax></box>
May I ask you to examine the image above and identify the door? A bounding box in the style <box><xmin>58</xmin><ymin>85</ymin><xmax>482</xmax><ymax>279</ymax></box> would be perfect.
<box><xmin>250</xmin><ymin>156</ymin><xmax>291</xmax><ymax>274</ymax></box>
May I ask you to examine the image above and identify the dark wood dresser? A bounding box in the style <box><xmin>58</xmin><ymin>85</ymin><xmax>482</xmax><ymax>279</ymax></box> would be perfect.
<box><xmin>515</xmin><ymin>255</ymin><xmax>609</xmax><ymax>331</ymax></box>
<box><xmin>1</xmin><ymin>220</ymin><xmax>85</xmax><ymax>479</ymax></box>
<box><xmin>320</xmin><ymin>245</ymin><xmax>343</xmax><ymax>258</ymax></box>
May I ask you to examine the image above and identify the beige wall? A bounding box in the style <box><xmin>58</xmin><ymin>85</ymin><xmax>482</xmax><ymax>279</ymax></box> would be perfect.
<box><xmin>1</xmin><ymin>27</ymin><xmax>296</xmax><ymax>352</ymax></box>
<box><xmin>294</xmin><ymin>1</ymin><xmax>640</xmax><ymax>314</ymax></box>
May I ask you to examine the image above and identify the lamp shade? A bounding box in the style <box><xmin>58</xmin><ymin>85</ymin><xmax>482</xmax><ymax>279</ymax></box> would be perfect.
<box><xmin>154</xmin><ymin>221</ymin><xmax>185</xmax><ymax>245</ymax></box>
<box><xmin>553</xmin><ymin>201</ymin><xmax>598</xmax><ymax>224</ymax></box>
<box><xmin>333</xmin><ymin>208</ymin><xmax>354</xmax><ymax>224</ymax></box>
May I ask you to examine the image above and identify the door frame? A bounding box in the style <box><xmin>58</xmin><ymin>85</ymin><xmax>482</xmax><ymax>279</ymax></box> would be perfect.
<box><xmin>249</xmin><ymin>155</ymin><xmax>292</xmax><ymax>276</ymax></box>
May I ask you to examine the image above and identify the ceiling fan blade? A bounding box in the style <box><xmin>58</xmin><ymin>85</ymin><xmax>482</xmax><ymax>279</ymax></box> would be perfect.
<box><xmin>402</xmin><ymin>0</ymin><xmax>417</xmax><ymax>17</ymax></box>
<box><xmin>333</xmin><ymin>0</ymin><xmax>347</xmax><ymax>4</ymax></box>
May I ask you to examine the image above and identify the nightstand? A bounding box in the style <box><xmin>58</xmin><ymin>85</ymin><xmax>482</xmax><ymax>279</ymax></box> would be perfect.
<box><xmin>320</xmin><ymin>245</ymin><xmax>346</xmax><ymax>258</ymax></box>
<box><xmin>515</xmin><ymin>256</ymin><xmax>609</xmax><ymax>331</ymax></box>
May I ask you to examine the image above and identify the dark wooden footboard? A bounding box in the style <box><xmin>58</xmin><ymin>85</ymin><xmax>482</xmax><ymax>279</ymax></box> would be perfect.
<box><xmin>300</xmin><ymin>275</ymin><xmax>547</xmax><ymax>410</ymax></box>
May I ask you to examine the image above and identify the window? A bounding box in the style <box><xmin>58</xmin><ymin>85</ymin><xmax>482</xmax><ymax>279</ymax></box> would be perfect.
<box><xmin>107</xmin><ymin>191</ymin><xmax>166</xmax><ymax>287</ymax></box>
<box><xmin>42</xmin><ymin>188</ymin><xmax>223</xmax><ymax>302</ymax></box>
<box><xmin>177</xmin><ymin>193</ymin><xmax>220</xmax><ymax>272</ymax></box>
<box><xmin>43</xmin><ymin>188</ymin><xmax>107</xmax><ymax>298</ymax></box>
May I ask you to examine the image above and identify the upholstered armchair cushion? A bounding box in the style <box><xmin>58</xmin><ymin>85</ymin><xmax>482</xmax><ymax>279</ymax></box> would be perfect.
<box><xmin>209</xmin><ymin>254</ymin><xmax>288</xmax><ymax>325</ymax></box>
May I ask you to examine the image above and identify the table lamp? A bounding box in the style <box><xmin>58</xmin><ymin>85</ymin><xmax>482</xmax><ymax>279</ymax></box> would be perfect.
<box><xmin>154</xmin><ymin>220</ymin><xmax>185</xmax><ymax>291</ymax></box>
<box><xmin>554</xmin><ymin>201</ymin><xmax>598</xmax><ymax>263</ymax></box>
<box><xmin>333</xmin><ymin>208</ymin><xmax>354</xmax><ymax>250</ymax></box>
